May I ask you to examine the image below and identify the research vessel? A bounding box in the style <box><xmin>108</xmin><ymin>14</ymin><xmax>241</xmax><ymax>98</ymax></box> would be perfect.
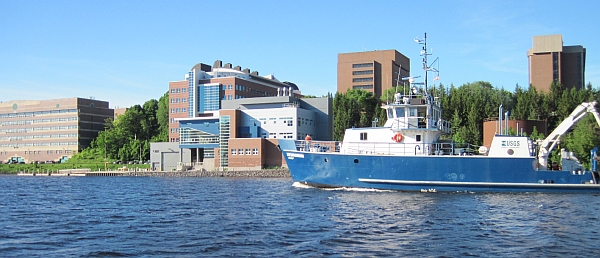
<box><xmin>278</xmin><ymin>34</ymin><xmax>600</xmax><ymax>193</ymax></box>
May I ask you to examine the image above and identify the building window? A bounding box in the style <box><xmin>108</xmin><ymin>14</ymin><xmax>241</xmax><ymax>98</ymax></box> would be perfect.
<box><xmin>353</xmin><ymin>85</ymin><xmax>373</xmax><ymax>90</ymax></box>
<box><xmin>409</xmin><ymin>108</ymin><xmax>417</xmax><ymax>117</ymax></box>
<box><xmin>352</xmin><ymin>70</ymin><xmax>373</xmax><ymax>75</ymax></box>
<box><xmin>416</xmin><ymin>135</ymin><xmax>421</xmax><ymax>142</ymax></box>
<box><xmin>231</xmin><ymin>149</ymin><xmax>237</xmax><ymax>155</ymax></box>
<box><xmin>182</xmin><ymin>88</ymin><xmax>186</xmax><ymax>93</ymax></box>
<box><xmin>552</xmin><ymin>52</ymin><xmax>559</xmax><ymax>82</ymax></box>
<box><xmin>353</xmin><ymin>77</ymin><xmax>373</xmax><ymax>83</ymax></box>
<box><xmin>252</xmin><ymin>148</ymin><xmax>258</xmax><ymax>155</ymax></box>
<box><xmin>352</xmin><ymin>63</ymin><xmax>373</xmax><ymax>68</ymax></box>
<box><xmin>238</xmin><ymin>149</ymin><xmax>244</xmax><ymax>155</ymax></box>
<box><xmin>245</xmin><ymin>149</ymin><xmax>251</xmax><ymax>155</ymax></box>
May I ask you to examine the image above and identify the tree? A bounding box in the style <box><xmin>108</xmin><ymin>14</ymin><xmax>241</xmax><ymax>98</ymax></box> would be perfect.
<box><xmin>562</xmin><ymin>114</ymin><xmax>600</xmax><ymax>169</ymax></box>
<box><xmin>153</xmin><ymin>91</ymin><xmax>170</xmax><ymax>142</ymax></box>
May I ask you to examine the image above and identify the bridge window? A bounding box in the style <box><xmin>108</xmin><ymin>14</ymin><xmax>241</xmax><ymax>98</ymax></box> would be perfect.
<box><xmin>409</xmin><ymin>108</ymin><xmax>417</xmax><ymax>117</ymax></box>
<box><xmin>395</xmin><ymin>107</ymin><xmax>405</xmax><ymax>118</ymax></box>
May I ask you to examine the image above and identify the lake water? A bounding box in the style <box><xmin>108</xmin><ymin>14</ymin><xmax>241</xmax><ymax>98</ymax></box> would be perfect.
<box><xmin>1</xmin><ymin>175</ymin><xmax>599</xmax><ymax>257</ymax></box>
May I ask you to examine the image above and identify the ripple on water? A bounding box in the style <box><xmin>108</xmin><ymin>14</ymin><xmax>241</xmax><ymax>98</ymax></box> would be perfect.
<box><xmin>0</xmin><ymin>177</ymin><xmax>600</xmax><ymax>257</ymax></box>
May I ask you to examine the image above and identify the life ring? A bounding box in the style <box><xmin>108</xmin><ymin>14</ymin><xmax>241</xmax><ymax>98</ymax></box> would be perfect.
<box><xmin>392</xmin><ymin>133</ymin><xmax>403</xmax><ymax>142</ymax></box>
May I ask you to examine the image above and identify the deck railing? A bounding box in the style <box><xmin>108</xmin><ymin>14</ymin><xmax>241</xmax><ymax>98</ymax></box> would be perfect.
<box><xmin>295</xmin><ymin>140</ymin><xmax>478</xmax><ymax>156</ymax></box>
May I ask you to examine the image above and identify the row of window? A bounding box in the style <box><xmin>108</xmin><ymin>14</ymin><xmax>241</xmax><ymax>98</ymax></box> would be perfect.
<box><xmin>353</xmin><ymin>70</ymin><xmax>373</xmax><ymax>75</ymax></box>
<box><xmin>220</xmin><ymin>84</ymin><xmax>275</xmax><ymax>97</ymax></box>
<box><xmin>0</xmin><ymin>109</ymin><xmax>78</xmax><ymax>119</ymax></box>
<box><xmin>353</xmin><ymin>77</ymin><xmax>373</xmax><ymax>83</ymax></box>
<box><xmin>0</xmin><ymin>117</ymin><xmax>78</xmax><ymax>126</ymax></box>
<box><xmin>353</xmin><ymin>85</ymin><xmax>373</xmax><ymax>90</ymax></box>
<box><xmin>1</xmin><ymin>142</ymin><xmax>78</xmax><ymax>147</ymax></box>
<box><xmin>261</xmin><ymin>132</ymin><xmax>296</xmax><ymax>139</ymax></box>
<box><xmin>170</xmin><ymin>88</ymin><xmax>187</xmax><ymax>94</ymax></box>
<box><xmin>0</xmin><ymin>134</ymin><xmax>78</xmax><ymax>141</ymax></box>
<box><xmin>170</xmin><ymin>108</ymin><xmax>187</xmax><ymax>114</ymax></box>
<box><xmin>222</xmin><ymin>95</ymin><xmax>249</xmax><ymax>100</ymax></box>
<box><xmin>387</xmin><ymin>107</ymin><xmax>419</xmax><ymax>118</ymax></box>
<box><xmin>231</xmin><ymin>148</ymin><xmax>259</xmax><ymax>155</ymax></box>
<box><xmin>352</xmin><ymin>63</ymin><xmax>373</xmax><ymax>68</ymax></box>
<box><xmin>170</xmin><ymin>98</ymin><xmax>187</xmax><ymax>103</ymax></box>
<box><xmin>22</xmin><ymin>150</ymin><xmax>73</xmax><ymax>155</ymax></box>
<box><xmin>358</xmin><ymin>132</ymin><xmax>422</xmax><ymax>142</ymax></box>
<box><xmin>0</xmin><ymin>126</ymin><xmax>78</xmax><ymax>133</ymax></box>
<box><xmin>257</xmin><ymin>117</ymin><xmax>313</xmax><ymax>126</ymax></box>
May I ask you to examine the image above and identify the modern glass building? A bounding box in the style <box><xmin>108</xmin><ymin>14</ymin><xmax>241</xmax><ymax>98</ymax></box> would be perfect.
<box><xmin>169</xmin><ymin>61</ymin><xmax>300</xmax><ymax>143</ymax></box>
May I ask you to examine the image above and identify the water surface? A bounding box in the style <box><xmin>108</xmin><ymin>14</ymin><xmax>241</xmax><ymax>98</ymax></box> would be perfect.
<box><xmin>0</xmin><ymin>176</ymin><xmax>598</xmax><ymax>257</ymax></box>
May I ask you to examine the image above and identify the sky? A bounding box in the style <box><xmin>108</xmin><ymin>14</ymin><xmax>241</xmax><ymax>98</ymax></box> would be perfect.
<box><xmin>1</xmin><ymin>0</ymin><xmax>599</xmax><ymax>108</ymax></box>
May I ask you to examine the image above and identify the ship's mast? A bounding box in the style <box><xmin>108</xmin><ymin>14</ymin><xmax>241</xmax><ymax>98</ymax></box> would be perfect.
<box><xmin>414</xmin><ymin>33</ymin><xmax>439</xmax><ymax>102</ymax></box>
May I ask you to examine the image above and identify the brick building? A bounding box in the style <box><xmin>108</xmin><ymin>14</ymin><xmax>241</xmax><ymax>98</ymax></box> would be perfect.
<box><xmin>528</xmin><ymin>34</ymin><xmax>586</xmax><ymax>92</ymax></box>
<box><xmin>338</xmin><ymin>50</ymin><xmax>410</xmax><ymax>98</ymax></box>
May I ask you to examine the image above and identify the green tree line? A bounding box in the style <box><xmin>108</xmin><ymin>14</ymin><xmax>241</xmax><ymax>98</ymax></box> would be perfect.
<box><xmin>74</xmin><ymin>91</ymin><xmax>170</xmax><ymax>162</ymax></box>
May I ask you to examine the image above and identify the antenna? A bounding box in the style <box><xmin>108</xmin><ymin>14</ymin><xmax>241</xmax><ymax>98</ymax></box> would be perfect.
<box><xmin>414</xmin><ymin>33</ymin><xmax>440</xmax><ymax>101</ymax></box>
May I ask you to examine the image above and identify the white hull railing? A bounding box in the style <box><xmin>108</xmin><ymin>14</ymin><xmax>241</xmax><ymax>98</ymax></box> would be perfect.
<box><xmin>294</xmin><ymin>140</ymin><xmax>477</xmax><ymax>156</ymax></box>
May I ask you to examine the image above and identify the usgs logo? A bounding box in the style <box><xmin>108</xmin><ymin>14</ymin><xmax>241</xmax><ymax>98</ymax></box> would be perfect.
<box><xmin>502</xmin><ymin>140</ymin><xmax>520</xmax><ymax>147</ymax></box>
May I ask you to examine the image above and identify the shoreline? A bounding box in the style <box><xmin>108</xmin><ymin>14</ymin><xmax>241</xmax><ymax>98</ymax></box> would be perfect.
<box><xmin>7</xmin><ymin>169</ymin><xmax>291</xmax><ymax>178</ymax></box>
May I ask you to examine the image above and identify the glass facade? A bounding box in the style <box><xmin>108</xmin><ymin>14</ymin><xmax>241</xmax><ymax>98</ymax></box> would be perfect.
<box><xmin>188</xmin><ymin>71</ymin><xmax>195</xmax><ymax>118</ymax></box>
<box><xmin>203</xmin><ymin>84</ymin><xmax>220</xmax><ymax>112</ymax></box>
<box><xmin>179</xmin><ymin>127</ymin><xmax>219</xmax><ymax>145</ymax></box>
<box><xmin>219</xmin><ymin>115</ymin><xmax>230</xmax><ymax>167</ymax></box>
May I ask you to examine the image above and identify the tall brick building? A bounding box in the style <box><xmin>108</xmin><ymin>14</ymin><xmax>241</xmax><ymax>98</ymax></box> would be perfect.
<box><xmin>337</xmin><ymin>49</ymin><xmax>410</xmax><ymax>98</ymax></box>
<box><xmin>528</xmin><ymin>34</ymin><xmax>586</xmax><ymax>92</ymax></box>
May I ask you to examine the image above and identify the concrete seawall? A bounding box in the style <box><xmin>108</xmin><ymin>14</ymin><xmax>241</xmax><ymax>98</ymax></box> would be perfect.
<box><xmin>85</xmin><ymin>169</ymin><xmax>291</xmax><ymax>177</ymax></box>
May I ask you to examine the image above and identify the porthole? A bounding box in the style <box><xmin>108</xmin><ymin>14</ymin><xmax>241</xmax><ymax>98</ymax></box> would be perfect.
<box><xmin>507</xmin><ymin>149</ymin><xmax>514</xmax><ymax>155</ymax></box>
<box><xmin>354</xmin><ymin>159</ymin><xmax>359</xmax><ymax>164</ymax></box>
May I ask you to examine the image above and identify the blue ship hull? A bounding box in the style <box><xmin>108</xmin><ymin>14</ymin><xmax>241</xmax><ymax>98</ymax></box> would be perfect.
<box><xmin>278</xmin><ymin>140</ymin><xmax>600</xmax><ymax>193</ymax></box>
